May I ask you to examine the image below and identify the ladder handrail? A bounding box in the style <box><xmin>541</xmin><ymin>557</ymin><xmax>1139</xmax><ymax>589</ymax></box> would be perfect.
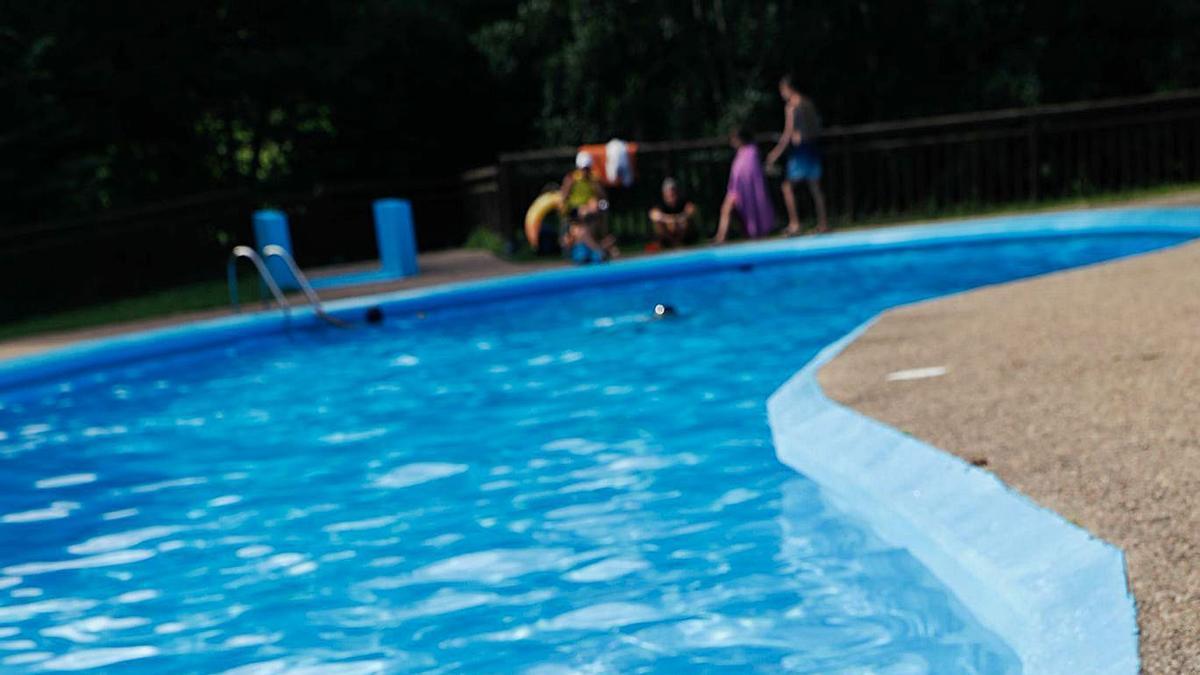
<box><xmin>261</xmin><ymin>245</ymin><xmax>351</xmax><ymax>328</ymax></box>
<box><xmin>228</xmin><ymin>246</ymin><xmax>290</xmax><ymax>314</ymax></box>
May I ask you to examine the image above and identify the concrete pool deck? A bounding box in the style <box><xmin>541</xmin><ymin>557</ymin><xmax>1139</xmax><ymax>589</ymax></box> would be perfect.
<box><xmin>818</xmin><ymin>238</ymin><xmax>1200</xmax><ymax>674</ymax></box>
<box><xmin>0</xmin><ymin>249</ymin><xmax>563</xmax><ymax>361</ymax></box>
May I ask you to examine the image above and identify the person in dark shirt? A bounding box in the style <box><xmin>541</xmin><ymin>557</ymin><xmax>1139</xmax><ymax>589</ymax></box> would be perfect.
<box><xmin>647</xmin><ymin>178</ymin><xmax>696</xmax><ymax>248</ymax></box>
<box><xmin>766</xmin><ymin>74</ymin><xmax>829</xmax><ymax>235</ymax></box>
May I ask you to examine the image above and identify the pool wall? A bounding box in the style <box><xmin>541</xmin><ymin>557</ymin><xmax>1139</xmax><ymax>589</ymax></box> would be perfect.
<box><xmin>768</xmin><ymin>319</ymin><xmax>1137</xmax><ymax>674</ymax></box>
<box><xmin>3</xmin><ymin>207</ymin><xmax>1199</xmax><ymax>673</ymax></box>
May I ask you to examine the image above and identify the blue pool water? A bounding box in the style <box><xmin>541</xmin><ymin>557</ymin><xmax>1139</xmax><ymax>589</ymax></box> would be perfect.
<box><xmin>0</xmin><ymin>232</ymin><xmax>1191</xmax><ymax>673</ymax></box>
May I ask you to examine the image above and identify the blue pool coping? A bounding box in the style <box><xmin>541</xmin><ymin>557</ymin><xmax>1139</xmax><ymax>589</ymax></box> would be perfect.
<box><xmin>3</xmin><ymin>207</ymin><xmax>1199</xmax><ymax>672</ymax></box>
<box><xmin>769</xmin><ymin>323</ymin><xmax>1135</xmax><ymax>674</ymax></box>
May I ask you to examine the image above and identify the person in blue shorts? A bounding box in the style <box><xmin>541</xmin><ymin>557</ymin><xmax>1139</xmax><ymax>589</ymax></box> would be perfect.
<box><xmin>767</xmin><ymin>74</ymin><xmax>829</xmax><ymax>235</ymax></box>
<box><xmin>561</xmin><ymin>208</ymin><xmax>617</xmax><ymax>264</ymax></box>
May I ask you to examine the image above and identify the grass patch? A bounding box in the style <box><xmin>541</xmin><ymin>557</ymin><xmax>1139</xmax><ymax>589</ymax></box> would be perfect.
<box><xmin>464</xmin><ymin>226</ymin><xmax>509</xmax><ymax>256</ymax></box>
<box><xmin>0</xmin><ymin>277</ymin><xmax>263</xmax><ymax>342</ymax></box>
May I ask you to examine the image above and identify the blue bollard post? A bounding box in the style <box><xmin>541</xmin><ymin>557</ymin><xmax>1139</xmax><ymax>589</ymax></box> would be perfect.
<box><xmin>373</xmin><ymin>198</ymin><xmax>418</xmax><ymax>277</ymax></box>
<box><xmin>252</xmin><ymin>209</ymin><xmax>298</xmax><ymax>289</ymax></box>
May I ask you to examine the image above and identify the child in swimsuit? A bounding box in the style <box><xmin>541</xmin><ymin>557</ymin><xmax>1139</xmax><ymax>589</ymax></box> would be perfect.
<box><xmin>561</xmin><ymin>207</ymin><xmax>618</xmax><ymax>264</ymax></box>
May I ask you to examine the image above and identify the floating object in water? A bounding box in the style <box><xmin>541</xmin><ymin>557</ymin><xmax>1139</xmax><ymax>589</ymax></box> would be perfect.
<box><xmin>365</xmin><ymin>307</ymin><xmax>384</xmax><ymax>324</ymax></box>
<box><xmin>653</xmin><ymin>304</ymin><xmax>677</xmax><ymax>319</ymax></box>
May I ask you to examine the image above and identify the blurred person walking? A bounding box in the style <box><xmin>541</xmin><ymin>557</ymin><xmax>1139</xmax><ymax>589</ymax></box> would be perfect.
<box><xmin>766</xmin><ymin>75</ymin><xmax>828</xmax><ymax>235</ymax></box>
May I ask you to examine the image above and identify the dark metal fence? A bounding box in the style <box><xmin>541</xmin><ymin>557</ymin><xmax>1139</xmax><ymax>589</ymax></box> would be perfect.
<box><xmin>0</xmin><ymin>192</ymin><xmax>253</xmax><ymax>321</ymax></box>
<box><xmin>3</xmin><ymin>90</ymin><xmax>1198</xmax><ymax>323</ymax></box>
<box><xmin>0</xmin><ymin>172</ymin><xmax>488</xmax><ymax>322</ymax></box>
<box><xmin>490</xmin><ymin>89</ymin><xmax>1200</xmax><ymax>242</ymax></box>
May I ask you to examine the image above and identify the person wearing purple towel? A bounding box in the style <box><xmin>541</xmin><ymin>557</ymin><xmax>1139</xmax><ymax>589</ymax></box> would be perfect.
<box><xmin>714</xmin><ymin>128</ymin><xmax>775</xmax><ymax>243</ymax></box>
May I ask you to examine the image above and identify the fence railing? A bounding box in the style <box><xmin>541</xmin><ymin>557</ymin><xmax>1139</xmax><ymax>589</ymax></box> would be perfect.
<box><xmin>487</xmin><ymin>89</ymin><xmax>1200</xmax><ymax>243</ymax></box>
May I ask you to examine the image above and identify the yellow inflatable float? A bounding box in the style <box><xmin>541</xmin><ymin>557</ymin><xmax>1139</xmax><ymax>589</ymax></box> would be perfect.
<box><xmin>524</xmin><ymin>191</ymin><xmax>563</xmax><ymax>249</ymax></box>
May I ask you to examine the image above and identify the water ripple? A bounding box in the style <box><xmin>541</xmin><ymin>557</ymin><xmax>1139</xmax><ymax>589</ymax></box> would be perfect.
<box><xmin>4</xmin><ymin>550</ymin><xmax>156</xmax><ymax>576</ymax></box>
<box><xmin>68</xmin><ymin>526</ymin><xmax>182</xmax><ymax>555</ymax></box>
<box><xmin>39</xmin><ymin>646</ymin><xmax>158</xmax><ymax>671</ymax></box>
<box><xmin>34</xmin><ymin>474</ymin><xmax>97</xmax><ymax>489</ymax></box>
<box><xmin>371</xmin><ymin>463</ymin><xmax>468</xmax><ymax>489</ymax></box>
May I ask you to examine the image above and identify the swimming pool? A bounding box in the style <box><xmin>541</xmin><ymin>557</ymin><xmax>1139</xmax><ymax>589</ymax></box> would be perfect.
<box><xmin>0</xmin><ymin>212</ymin><xmax>1196</xmax><ymax>672</ymax></box>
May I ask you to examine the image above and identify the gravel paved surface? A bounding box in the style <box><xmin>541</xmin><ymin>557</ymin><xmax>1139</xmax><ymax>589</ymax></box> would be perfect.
<box><xmin>819</xmin><ymin>237</ymin><xmax>1200</xmax><ymax>674</ymax></box>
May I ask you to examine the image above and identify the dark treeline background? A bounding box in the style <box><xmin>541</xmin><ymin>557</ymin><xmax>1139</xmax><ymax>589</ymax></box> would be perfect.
<box><xmin>4</xmin><ymin>0</ymin><xmax>1198</xmax><ymax>228</ymax></box>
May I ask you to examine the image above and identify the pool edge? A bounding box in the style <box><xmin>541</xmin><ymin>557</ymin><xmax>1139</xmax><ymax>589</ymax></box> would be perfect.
<box><xmin>767</xmin><ymin>311</ymin><xmax>1138</xmax><ymax>674</ymax></box>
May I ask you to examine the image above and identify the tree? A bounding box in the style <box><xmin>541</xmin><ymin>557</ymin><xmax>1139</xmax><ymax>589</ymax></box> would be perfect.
<box><xmin>2</xmin><ymin>0</ymin><xmax>1198</xmax><ymax>227</ymax></box>
<box><xmin>473</xmin><ymin>0</ymin><xmax>1200</xmax><ymax>145</ymax></box>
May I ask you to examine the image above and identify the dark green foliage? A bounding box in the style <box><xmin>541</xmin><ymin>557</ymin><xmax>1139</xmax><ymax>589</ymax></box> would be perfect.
<box><xmin>474</xmin><ymin>0</ymin><xmax>1199</xmax><ymax>143</ymax></box>
<box><xmin>2</xmin><ymin>0</ymin><xmax>1197</xmax><ymax>226</ymax></box>
<box><xmin>0</xmin><ymin>1</ymin><xmax>501</xmax><ymax>224</ymax></box>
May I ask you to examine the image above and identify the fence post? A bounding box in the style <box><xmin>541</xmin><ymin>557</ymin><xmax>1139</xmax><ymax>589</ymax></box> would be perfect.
<box><xmin>1027</xmin><ymin>113</ymin><xmax>1040</xmax><ymax>202</ymax></box>
<box><xmin>495</xmin><ymin>158</ymin><xmax>517</xmax><ymax>250</ymax></box>
<box><xmin>841</xmin><ymin>144</ymin><xmax>854</xmax><ymax>223</ymax></box>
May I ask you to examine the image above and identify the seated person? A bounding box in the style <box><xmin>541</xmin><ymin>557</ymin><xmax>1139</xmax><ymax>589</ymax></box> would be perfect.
<box><xmin>647</xmin><ymin>178</ymin><xmax>696</xmax><ymax>248</ymax></box>
<box><xmin>561</xmin><ymin>208</ymin><xmax>618</xmax><ymax>265</ymax></box>
<box><xmin>561</xmin><ymin>151</ymin><xmax>608</xmax><ymax>225</ymax></box>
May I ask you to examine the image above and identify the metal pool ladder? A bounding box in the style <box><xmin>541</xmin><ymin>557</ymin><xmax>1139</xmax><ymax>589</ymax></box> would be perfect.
<box><xmin>261</xmin><ymin>245</ymin><xmax>350</xmax><ymax>327</ymax></box>
<box><xmin>227</xmin><ymin>245</ymin><xmax>350</xmax><ymax>328</ymax></box>
<box><xmin>228</xmin><ymin>246</ymin><xmax>290</xmax><ymax>316</ymax></box>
